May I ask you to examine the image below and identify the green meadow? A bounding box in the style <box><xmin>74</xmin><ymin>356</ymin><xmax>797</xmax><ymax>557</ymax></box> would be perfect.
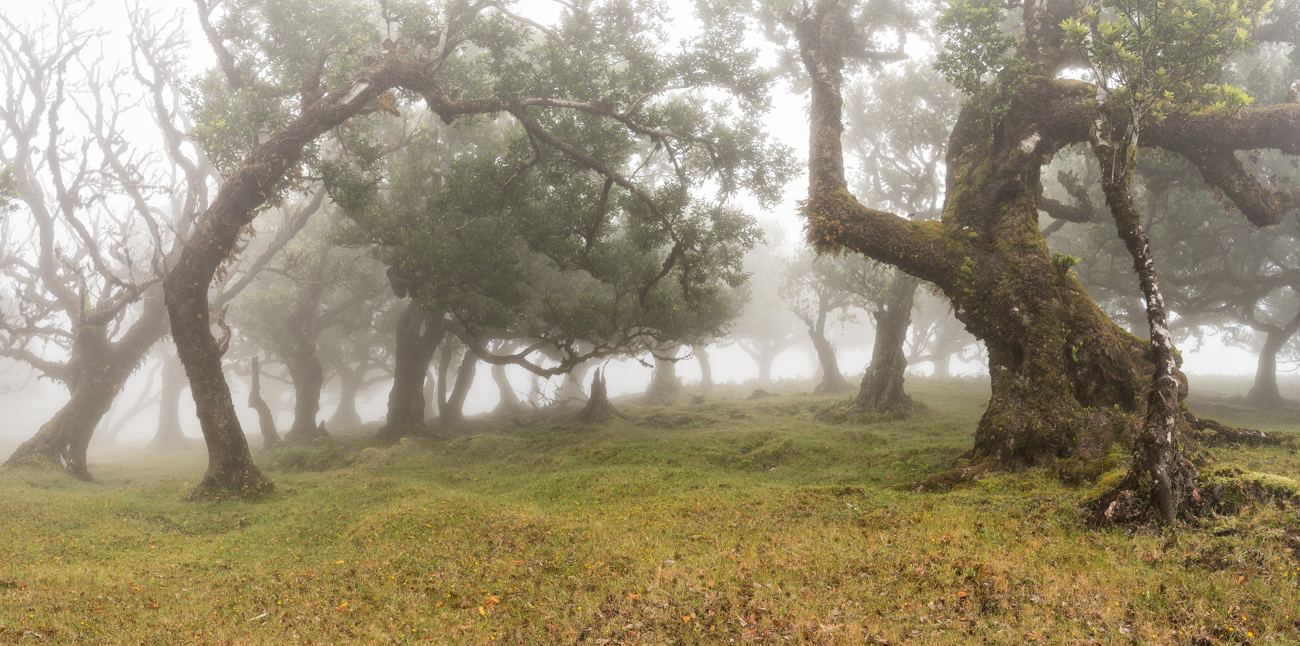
<box><xmin>2</xmin><ymin>378</ymin><xmax>1299</xmax><ymax>645</ymax></box>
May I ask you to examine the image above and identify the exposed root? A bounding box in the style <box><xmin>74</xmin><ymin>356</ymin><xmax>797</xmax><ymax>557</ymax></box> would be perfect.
<box><xmin>898</xmin><ymin>457</ymin><xmax>999</xmax><ymax>493</ymax></box>
<box><xmin>1185</xmin><ymin>411</ymin><xmax>1292</xmax><ymax>447</ymax></box>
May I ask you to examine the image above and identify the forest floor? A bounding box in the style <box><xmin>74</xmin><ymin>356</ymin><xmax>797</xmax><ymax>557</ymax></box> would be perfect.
<box><xmin>1</xmin><ymin>377</ymin><xmax>1299</xmax><ymax>645</ymax></box>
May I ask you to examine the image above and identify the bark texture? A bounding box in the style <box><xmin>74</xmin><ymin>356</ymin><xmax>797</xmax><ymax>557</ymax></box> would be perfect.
<box><xmin>792</xmin><ymin>0</ymin><xmax>1300</xmax><ymax>503</ymax></box>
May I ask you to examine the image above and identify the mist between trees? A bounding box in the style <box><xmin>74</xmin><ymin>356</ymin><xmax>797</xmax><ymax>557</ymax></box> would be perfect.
<box><xmin>0</xmin><ymin>0</ymin><xmax>1297</xmax><ymax>526</ymax></box>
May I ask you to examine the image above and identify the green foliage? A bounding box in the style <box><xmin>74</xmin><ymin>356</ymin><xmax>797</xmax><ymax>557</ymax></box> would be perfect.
<box><xmin>934</xmin><ymin>0</ymin><xmax>1031</xmax><ymax>125</ymax></box>
<box><xmin>1061</xmin><ymin>0</ymin><xmax>1270</xmax><ymax>121</ymax></box>
<box><xmin>0</xmin><ymin>163</ymin><xmax>16</xmax><ymax>216</ymax></box>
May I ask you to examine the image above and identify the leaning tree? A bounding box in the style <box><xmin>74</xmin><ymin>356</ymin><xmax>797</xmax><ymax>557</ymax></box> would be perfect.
<box><xmin>168</xmin><ymin>0</ymin><xmax>790</xmax><ymax>497</ymax></box>
<box><xmin>780</xmin><ymin>0</ymin><xmax>1299</xmax><ymax>522</ymax></box>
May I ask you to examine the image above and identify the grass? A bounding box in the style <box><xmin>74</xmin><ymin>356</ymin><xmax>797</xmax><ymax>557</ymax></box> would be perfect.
<box><xmin>1</xmin><ymin>377</ymin><xmax>1299</xmax><ymax>644</ymax></box>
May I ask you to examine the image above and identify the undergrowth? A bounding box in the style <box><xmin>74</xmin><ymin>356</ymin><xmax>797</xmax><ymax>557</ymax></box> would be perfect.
<box><xmin>1</xmin><ymin>378</ymin><xmax>1298</xmax><ymax>644</ymax></box>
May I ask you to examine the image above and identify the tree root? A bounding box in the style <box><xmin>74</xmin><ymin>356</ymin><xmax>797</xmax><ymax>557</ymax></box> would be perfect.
<box><xmin>896</xmin><ymin>457</ymin><xmax>1000</xmax><ymax>493</ymax></box>
<box><xmin>1185</xmin><ymin>411</ymin><xmax>1292</xmax><ymax>447</ymax></box>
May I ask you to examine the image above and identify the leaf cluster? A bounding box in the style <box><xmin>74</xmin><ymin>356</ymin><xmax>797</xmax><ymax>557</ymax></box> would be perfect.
<box><xmin>1062</xmin><ymin>0</ymin><xmax>1271</xmax><ymax>120</ymax></box>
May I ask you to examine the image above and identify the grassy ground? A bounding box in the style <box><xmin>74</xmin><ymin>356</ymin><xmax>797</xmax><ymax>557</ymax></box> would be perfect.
<box><xmin>1</xmin><ymin>377</ymin><xmax>1299</xmax><ymax>645</ymax></box>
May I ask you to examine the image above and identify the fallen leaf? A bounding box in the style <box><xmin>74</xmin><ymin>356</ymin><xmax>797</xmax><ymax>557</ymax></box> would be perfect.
<box><xmin>485</xmin><ymin>595</ymin><xmax>500</xmax><ymax>607</ymax></box>
<box><xmin>957</xmin><ymin>591</ymin><xmax>968</xmax><ymax>598</ymax></box>
<box><xmin>334</xmin><ymin>602</ymin><xmax>349</xmax><ymax>612</ymax></box>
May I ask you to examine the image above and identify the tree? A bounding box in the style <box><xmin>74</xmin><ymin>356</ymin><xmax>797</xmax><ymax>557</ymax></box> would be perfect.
<box><xmin>0</xmin><ymin>5</ymin><xmax>204</xmax><ymax>478</ymax></box>
<box><xmin>733</xmin><ymin>229</ymin><xmax>802</xmax><ymax>385</ymax></box>
<box><xmin>170</xmin><ymin>0</ymin><xmax>787</xmax><ymax>496</ymax></box>
<box><xmin>781</xmin><ymin>0</ymin><xmax>1298</xmax><ymax>520</ymax></box>
<box><xmin>230</xmin><ymin>213</ymin><xmax>382</xmax><ymax>444</ymax></box>
<box><xmin>779</xmin><ymin>252</ymin><xmax>857</xmax><ymax>394</ymax></box>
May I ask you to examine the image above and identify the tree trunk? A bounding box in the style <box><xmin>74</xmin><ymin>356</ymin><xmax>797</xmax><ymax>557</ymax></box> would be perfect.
<box><xmin>855</xmin><ymin>271</ymin><xmax>918</xmax><ymax>412</ymax></box>
<box><xmin>645</xmin><ymin>347</ymin><xmax>683</xmax><ymax>403</ymax></box>
<box><xmin>794</xmin><ymin>6</ymin><xmax>1154</xmax><ymax>475</ymax></box>
<box><xmin>809</xmin><ymin>302</ymin><xmax>850</xmax><ymax>395</ymax></box>
<box><xmin>577</xmin><ymin>369</ymin><xmax>619</xmax><ymax>422</ymax></box>
<box><xmin>247</xmin><ymin>356</ymin><xmax>281</xmax><ymax>448</ymax></box>
<box><xmin>161</xmin><ymin>58</ymin><xmax>410</xmax><ymax>500</ymax></box>
<box><xmin>282</xmin><ymin>292</ymin><xmax>329</xmax><ymax>444</ymax></box>
<box><xmin>376</xmin><ymin>302</ymin><xmax>444</xmax><ymax>443</ymax></box>
<box><xmin>327</xmin><ymin>366</ymin><xmax>364</xmax><ymax>429</ymax></box>
<box><xmin>1091</xmin><ymin>120</ymin><xmax>1193</xmax><ymax>526</ymax></box>
<box><xmin>1246</xmin><ymin>312</ymin><xmax>1300</xmax><ymax>409</ymax></box>
<box><xmin>694</xmin><ymin>345</ymin><xmax>714</xmax><ymax>390</ymax></box>
<box><xmin>436</xmin><ymin>342</ymin><xmax>456</xmax><ymax>416</ymax></box>
<box><xmin>5</xmin><ymin>358</ymin><xmax>121</xmax><ymax>481</ymax></box>
<box><xmin>5</xmin><ymin>292</ymin><xmax>168</xmax><ymax>480</ymax></box>
<box><xmin>149</xmin><ymin>351</ymin><xmax>189</xmax><ymax>448</ymax></box>
<box><xmin>491</xmin><ymin>363</ymin><xmax>521</xmax><ymax>414</ymax></box>
<box><xmin>440</xmin><ymin>350</ymin><xmax>478</xmax><ymax>425</ymax></box>
<box><xmin>556</xmin><ymin>360</ymin><xmax>594</xmax><ymax>403</ymax></box>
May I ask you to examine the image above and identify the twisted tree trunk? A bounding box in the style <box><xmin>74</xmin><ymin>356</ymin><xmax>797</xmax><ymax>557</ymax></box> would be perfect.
<box><xmin>5</xmin><ymin>292</ymin><xmax>168</xmax><ymax>480</ymax></box>
<box><xmin>855</xmin><ymin>270</ymin><xmax>918</xmax><ymax>413</ymax></box>
<box><xmin>439</xmin><ymin>350</ymin><xmax>478</xmax><ymax>425</ymax></box>
<box><xmin>808</xmin><ymin>301</ymin><xmax>851</xmax><ymax>395</ymax></box>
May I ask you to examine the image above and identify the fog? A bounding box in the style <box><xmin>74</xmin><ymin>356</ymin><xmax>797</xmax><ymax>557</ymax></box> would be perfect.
<box><xmin>1</xmin><ymin>0</ymin><xmax>1295</xmax><ymax>473</ymax></box>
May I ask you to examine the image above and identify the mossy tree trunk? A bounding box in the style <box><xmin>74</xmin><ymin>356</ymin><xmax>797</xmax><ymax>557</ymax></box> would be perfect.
<box><xmin>792</xmin><ymin>0</ymin><xmax>1300</xmax><ymax>498</ymax></box>
<box><xmin>376</xmin><ymin>302</ymin><xmax>444</xmax><ymax>443</ymax></box>
<box><xmin>855</xmin><ymin>270</ymin><xmax>918</xmax><ymax>413</ymax></box>
<box><xmin>1091</xmin><ymin>118</ymin><xmax>1192</xmax><ymax>525</ymax></box>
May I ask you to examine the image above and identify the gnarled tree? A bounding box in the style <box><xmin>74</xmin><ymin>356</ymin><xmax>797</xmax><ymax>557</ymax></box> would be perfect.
<box><xmin>782</xmin><ymin>0</ymin><xmax>1299</xmax><ymax>520</ymax></box>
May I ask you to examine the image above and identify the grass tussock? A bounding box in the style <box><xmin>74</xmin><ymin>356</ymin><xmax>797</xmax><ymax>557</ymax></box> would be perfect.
<box><xmin>0</xmin><ymin>378</ymin><xmax>1298</xmax><ymax>644</ymax></box>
